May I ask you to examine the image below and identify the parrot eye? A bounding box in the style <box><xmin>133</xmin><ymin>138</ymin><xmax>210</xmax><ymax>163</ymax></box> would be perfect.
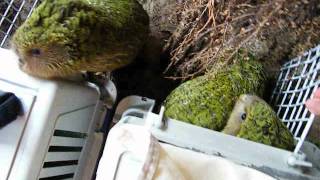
<box><xmin>30</xmin><ymin>48</ymin><xmax>41</xmax><ymax>56</ymax></box>
<box><xmin>241</xmin><ymin>113</ymin><xmax>246</xmax><ymax>121</ymax></box>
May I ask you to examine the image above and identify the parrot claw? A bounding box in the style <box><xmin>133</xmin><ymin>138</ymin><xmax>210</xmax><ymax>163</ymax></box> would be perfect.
<box><xmin>85</xmin><ymin>72</ymin><xmax>117</xmax><ymax>109</ymax></box>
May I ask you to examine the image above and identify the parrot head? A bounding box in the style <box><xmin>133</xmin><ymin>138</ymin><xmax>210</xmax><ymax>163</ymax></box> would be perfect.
<box><xmin>11</xmin><ymin>0</ymin><xmax>96</xmax><ymax>78</ymax></box>
<box><xmin>223</xmin><ymin>94</ymin><xmax>295</xmax><ymax>150</ymax></box>
<box><xmin>222</xmin><ymin>94</ymin><xmax>261</xmax><ymax>135</ymax></box>
<box><xmin>11</xmin><ymin>33</ymin><xmax>74</xmax><ymax>79</ymax></box>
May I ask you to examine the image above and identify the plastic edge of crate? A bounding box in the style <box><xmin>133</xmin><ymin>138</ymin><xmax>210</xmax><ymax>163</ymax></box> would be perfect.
<box><xmin>119</xmin><ymin>115</ymin><xmax>320</xmax><ymax>179</ymax></box>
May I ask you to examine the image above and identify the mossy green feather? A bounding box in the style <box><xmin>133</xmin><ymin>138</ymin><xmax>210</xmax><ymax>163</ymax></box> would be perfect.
<box><xmin>12</xmin><ymin>0</ymin><xmax>149</xmax><ymax>77</ymax></box>
<box><xmin>238</xmin><ymin>101</ymin><xmax>295</xmax><ymax>151</ymax></box>
<box><xmin>164</xmin><ymin>58</ymin><xmax>266</xmax><ymax>131</ymax></box>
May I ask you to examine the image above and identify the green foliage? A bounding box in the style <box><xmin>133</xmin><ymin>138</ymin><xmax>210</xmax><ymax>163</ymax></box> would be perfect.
<box><xmin>238</xmin><ymin>100</ymin><xmax>295</xmax><ymax>151</ymax></box>
<box><xmin>164</xmin><ymin>58</ymin><xmax>266</xmax><ymax>131</ymax></box>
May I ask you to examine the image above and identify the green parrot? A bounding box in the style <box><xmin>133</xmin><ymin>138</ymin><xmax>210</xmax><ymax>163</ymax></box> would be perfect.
<box><xmin>164</xmin><ymin>58</ymin><xmax>266</xmax><ymax>131</ymax></box>
<box><xmin>223</xmin><ymin>94</ymin><xmax>295</xmax><ymax>151</ymax></box>
<box><xmin>11</xmin><ymin>0</ymin><xmax>149</xmax><ymax>78</ymax></box>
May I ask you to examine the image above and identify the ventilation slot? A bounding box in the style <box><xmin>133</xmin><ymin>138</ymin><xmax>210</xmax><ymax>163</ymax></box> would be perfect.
<box><xmin>54</xmin><ymin>130</ymin><xmax>87</xmax><ymax>138</ymax></box>
<box><xmin>39</xmin><ymin>173</ymin><xmax>74</xmax><ymax>180</ymax></box>
<box><xmin>48</xmin><ymin>146</ymin><xmax>82</xmax><ymax>152</ymax></box>
<box><xmin>39</xmin><ymin>129</ymin><xmax>88</xmax><ymax>179</ymax></box>
<box><xmin>38</xmin><ymin>105</ymin><xmax>96</xmax><ymax>179</ymax></box>
<box><xmin>43</xmin><ymin>160</ymin><xmax>78</xmax><ymax>168</ymax></box>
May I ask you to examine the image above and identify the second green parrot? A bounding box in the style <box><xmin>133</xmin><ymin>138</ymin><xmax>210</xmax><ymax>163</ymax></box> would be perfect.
<box><xmin>164</xmin><ymin>59</ymin><xmax>266</xmax><ymax>131</ymax></box>
<box><xmin>164</xmin><ymin>58</ymin><xmax>294</xmax><ymax>150</ymax></box>
<box><xmin>223</xmin><ymin>94</ymin><xmax>295</xmax><ymax>151</ymax></box>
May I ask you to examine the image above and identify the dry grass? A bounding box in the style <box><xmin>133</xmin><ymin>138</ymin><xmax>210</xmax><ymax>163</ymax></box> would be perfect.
<box><xmin>164</xmin><ymin>0</ymin><xmax>320</xmax><ymax>79</ymax></box>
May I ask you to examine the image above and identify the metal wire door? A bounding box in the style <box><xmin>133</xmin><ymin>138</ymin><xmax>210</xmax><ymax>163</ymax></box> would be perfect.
<box><xmin>270</xmin><ymin>45</ymin><xmax>320</xmax><ymax>154</ymax></box>
<box><xmin>0</xmin><ymin>0</ymin><xmax>40</xmax><ymax>48</ymax></box>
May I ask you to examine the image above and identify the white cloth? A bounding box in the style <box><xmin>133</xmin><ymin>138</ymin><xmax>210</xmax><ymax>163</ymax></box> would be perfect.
<box><xmin>96</xmin><ymin>124</ymin><xmax>275</xmax><ymax>180</ymax></box>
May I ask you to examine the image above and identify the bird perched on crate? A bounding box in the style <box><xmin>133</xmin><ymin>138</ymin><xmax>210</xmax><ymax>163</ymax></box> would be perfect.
<box><xmin>11</xmin><ymin>0</ymin><xmax>149</xmax><ymax>78</ymax></box>
<box><xmin>223</xmin><ymin>94</ymin><xmax>295</xmax><ymax>151</ymax></box>
<box><xmin>164</xmin><ymin>58</ymin><xmax>266</xmax><ymax>131</ymax></box>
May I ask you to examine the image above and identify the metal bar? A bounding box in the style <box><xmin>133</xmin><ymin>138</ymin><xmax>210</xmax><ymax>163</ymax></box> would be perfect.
<box><xmin>0</xmin><ymin>0</ymin><xmax>14</xmax><ymax>27</ymax></box>
<box><xmin>0</xmin><ymin>0</ymin><xmax>40</xmax><ymax>48</ymax></box>
<box><xmin>27</xmin><ymin>0</ymin><xmax>40</xmax><ymax>18</ymax></box>
<box><xmin>1</xmin><ymin>0</ymin><xmax>26</xmax><ymax>47</ymax></box>
<box><xmin>288</xmin><ymin>54</ymin><xmax>316</xmax><ymax>133</ymax></box>
<box><xmin>271</xmin><ymin>44</ymin><xmax>320</xmax><ymax>155</ymax></box>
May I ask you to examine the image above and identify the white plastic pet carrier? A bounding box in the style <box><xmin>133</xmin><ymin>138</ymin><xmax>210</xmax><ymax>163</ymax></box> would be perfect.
<box><xmin>0</xmin><ymin>48</ymin><xmax>107</xmax><ymax>180</ymax></box>
<box><xmin>0</xmin><ymin>2</ymin><xmax>110</xmax><ymax>180</ymax></box>
<box><xmin>96</xmin><ymin>45</ymin><xmax>320</xmax><ymax>180</ymax></box>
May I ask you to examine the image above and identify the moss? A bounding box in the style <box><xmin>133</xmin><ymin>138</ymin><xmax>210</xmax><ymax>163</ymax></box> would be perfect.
<box><xmin>164</xmin><ymin>56</ymin><xmax>266</xmax><ymax>131</ymax></box>
<box><xmin>312</xmin><ymin>140</ymin><xmax>320</xmax><ymax>149</ymax></box>
<box><xmin>238</xmin><ymin>101</ymin><xmax>295</xmax><ymax>151</ymax></box>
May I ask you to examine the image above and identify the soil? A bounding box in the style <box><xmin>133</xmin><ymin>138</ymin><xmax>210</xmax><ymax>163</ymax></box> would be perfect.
<box><xmin>137</xmin><ymin>0</ymin><xmax>182</xmax><ymax>46</ymax></box>
<box><xmin>160</xmin><ymin>0</ymin><xmax>320</xmax><ymax>80</ymax></box>
<box><xmin>307</xmin><ymin>117</ymin><xmax>320</xmax><ymax>147</ymax></box>
<box><xmin>111</xmin><ymin>51</ymin><xmax>179</xmax><ymax>106</ymax></box>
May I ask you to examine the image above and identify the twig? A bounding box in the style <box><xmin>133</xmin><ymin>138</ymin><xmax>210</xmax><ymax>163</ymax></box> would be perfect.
<box><xmin>225</xmin><ymin>0</ymin><xmax>284</xmax><ymax>64</ymax></box>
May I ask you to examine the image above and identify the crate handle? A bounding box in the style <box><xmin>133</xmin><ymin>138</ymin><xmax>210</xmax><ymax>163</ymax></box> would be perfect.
<box><xmin>287</xmin><ymin>153</ymin><xmax>313</xmax><ymax>168</ymax></box>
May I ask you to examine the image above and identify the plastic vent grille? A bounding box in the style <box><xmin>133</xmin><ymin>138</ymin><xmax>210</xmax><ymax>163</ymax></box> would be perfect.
<box><xmin>38</xmin><ymin>106</ymin><xmax>95</xmax><ymax>180</ymax></box>
<box><xmin>0</xmin><ymin>0</ymin><xmax>40</xmax><ymax>48</ymax></box>
<box><xmin>270</xmin><ymin>45</ymin><xmax>320</xmax><ymax>154</ymax></box>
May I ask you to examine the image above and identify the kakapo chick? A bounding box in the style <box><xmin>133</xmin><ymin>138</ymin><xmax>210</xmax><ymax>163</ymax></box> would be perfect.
<box><xmin>11</xmin><ymin>0</ymin><xmax>149</xmax><ymax>78</ymax></box>
<box><xmin>223</xmin><ymin>94</ymin><xmax>295</xmax><ymax>151</ymax></box>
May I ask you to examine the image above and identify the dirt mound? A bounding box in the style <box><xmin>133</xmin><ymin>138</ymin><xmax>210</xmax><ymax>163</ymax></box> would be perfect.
<box><xmin>161</xmin><ymin>0</ymin><xmax>320</xmax><ymax>79</ymax></box>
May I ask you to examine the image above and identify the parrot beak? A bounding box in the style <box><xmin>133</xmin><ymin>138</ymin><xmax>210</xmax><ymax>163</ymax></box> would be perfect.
<box><xmin>239</xmin><ymin>94</ymin><xmax>250</xmax><ymax>102</ymax></box>
<box><xmin>239</xmin><ymin>94</ymin><xmax>261</xmax><ymax>105</ymax></box>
